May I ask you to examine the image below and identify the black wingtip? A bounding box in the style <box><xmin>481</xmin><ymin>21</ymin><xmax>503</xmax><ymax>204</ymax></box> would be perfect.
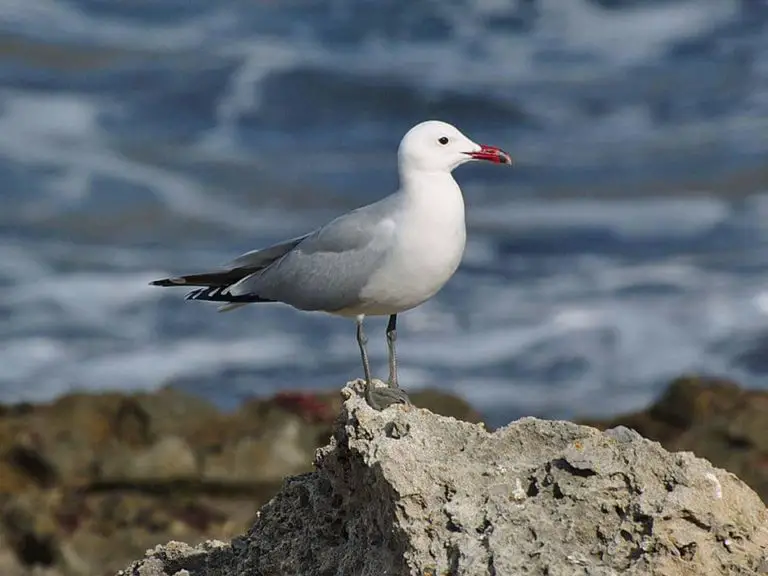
<box><xmin>182</xmin><ymin>285</ymin><xmax>275</xmax><ymax>304</ymax></box>
<box><xmin>149</xmin><ymin>278</ymin><xmax>186</xmax><ymax>287</ymax></box>
<box><xmin>184</xmin><ymin>288</ymin><xmax>204</xmax><ymax>300</ymax></box>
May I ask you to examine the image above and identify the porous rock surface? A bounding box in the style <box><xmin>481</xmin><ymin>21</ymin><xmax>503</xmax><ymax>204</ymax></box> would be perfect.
<box><xmin>583</xmin><ymin>375</ymin><xmax>768</xmax><ymax>504</ymax></box>
<box><xmin>119</xmin><ymin>380</ymin><xmax>768</xmax><ymax>576</ymax></box>
<box><xmin>0</xmin><ymin>384</ymin><xmax>478</xmax><ymax>576</ymax></box>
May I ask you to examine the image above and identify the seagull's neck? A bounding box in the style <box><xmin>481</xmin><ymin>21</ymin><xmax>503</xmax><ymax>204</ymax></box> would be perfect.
<box><xmin>393</xmin><ymin>166</ymin><xmax>467</xmax><ymax>284</ymax></box>
<box><xmin>399</xmin><ymin>168</ymin><xmax>462</xmax><ymax>203</ymax></box>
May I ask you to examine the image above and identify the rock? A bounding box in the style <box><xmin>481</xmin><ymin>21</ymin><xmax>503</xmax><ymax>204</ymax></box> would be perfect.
<box><xmin>0</xmin><ymin>383</ymin><xmax>479</xmax><ymax>575</ymax></box>
<box><xmin>117</xmin><ymin>541</ymin><xmax>233</xmax><ymax>576</ymax></box>
<box><xmin>582</xmin><ymin>375</ymin><xmax>768</xmax><ymax>503</ymax></box>
<box><xmin>119</xmin><ymin>380</ymin><xmax>768</xmax><ymax>576</ymax></box>
<box><xmin>99</xmin><ymin>436</ymin><xmax>199</xmax><ymax>482</ymax></box>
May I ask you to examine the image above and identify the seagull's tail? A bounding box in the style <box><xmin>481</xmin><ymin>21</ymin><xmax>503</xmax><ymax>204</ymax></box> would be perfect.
<box><xmin>150</xmin><ymin>270</ymin><xmax>274</xmax><ymax>312</ymax></box>
<box><xmin>149</xmin><ymin>270</ymin><xmax>248</xmax><ymax>288</ymax></box>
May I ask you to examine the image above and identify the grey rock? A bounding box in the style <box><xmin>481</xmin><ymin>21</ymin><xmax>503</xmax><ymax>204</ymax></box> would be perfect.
<box><xmin>116</xmin><ymin>541</ymin><xmax>233</xmax><ymax>576</ymax></box>
<box><xmin>99</xmin><ymin>436</ymin><xmax>199</xmax><ymax>482</ymax></box>
<box><xmin>201</xmin><ymin>418</ymin><xmax>312</xmax><ymax>483</ymax></box>
<box><xmin>603</xmin><ymin>424</ymin><xmax>644</xmax><ymax>444</ymax></box>
<box><xmin>119</xmin><ymin>379</ymin><xmax>768</xmax><ymax>576</ymax></box>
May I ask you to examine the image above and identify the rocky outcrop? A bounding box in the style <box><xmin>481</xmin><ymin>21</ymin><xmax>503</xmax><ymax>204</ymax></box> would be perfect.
<box><xmin>119</xmin><ymin>380</ymin><xmax>768</xmax><ymax>576</ymax></box>
<box><xmin>582</xmin><ymin>375</ymin><xmax>768</xmax><ymax>504</ymax></box>
<box><xmin>0</xmin><ymin>385</ymin><xmax>479</xmax><ymax>576</ymax></box>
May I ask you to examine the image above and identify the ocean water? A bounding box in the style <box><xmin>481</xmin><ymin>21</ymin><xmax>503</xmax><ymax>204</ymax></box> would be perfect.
<box><xmin>1</xmin><ymin>0</ymin><xmax>767</xmax><ymax>428</ymax></box>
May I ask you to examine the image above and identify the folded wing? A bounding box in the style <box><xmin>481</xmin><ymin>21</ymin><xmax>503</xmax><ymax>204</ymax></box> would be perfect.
<box><xmin>149</xmin><ymin>234</ymin><xmax>309</xmax><ymax>288</ymax></box>
<box><xmin>151</xmin><ymin>194</ymin><xmax>401</xmax><ymax>314</ymax></box>
<box><xmin>227</xmin><ymin>197</ymin><xmax>400</xmax><ymax>312</ymax></box>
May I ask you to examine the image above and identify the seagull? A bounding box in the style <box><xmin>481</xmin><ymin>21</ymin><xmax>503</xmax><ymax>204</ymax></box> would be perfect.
<box><xmin>150</xmin><ymin>120</ymin><xmax>512</xmax><ymax>410</ymax></box>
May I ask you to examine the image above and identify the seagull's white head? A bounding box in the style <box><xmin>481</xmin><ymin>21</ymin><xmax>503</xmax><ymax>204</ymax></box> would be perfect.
<box><xmin>397</xmin><ymin>120</ymin><xmax>512</xmax><ymax>175</ymax></box>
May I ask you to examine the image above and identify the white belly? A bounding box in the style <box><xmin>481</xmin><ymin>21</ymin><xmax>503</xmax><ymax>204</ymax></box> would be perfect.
<box><xmin>351</xmin><ymin>182</ymin><xmax>466</xmax><ymax>316</ymax></box>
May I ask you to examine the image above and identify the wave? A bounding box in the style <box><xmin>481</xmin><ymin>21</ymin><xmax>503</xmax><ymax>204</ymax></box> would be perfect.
<box><xmin>0</xmin><ymin>0</ymin><xmax>767</xmax><ymax>427</ymax></box>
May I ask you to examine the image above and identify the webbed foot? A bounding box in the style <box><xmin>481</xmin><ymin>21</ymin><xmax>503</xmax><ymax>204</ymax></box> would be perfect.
<box><xmin>365</xmin><ymin>381</ymin><xmax>411</xmax><ymax>411</ymax></box>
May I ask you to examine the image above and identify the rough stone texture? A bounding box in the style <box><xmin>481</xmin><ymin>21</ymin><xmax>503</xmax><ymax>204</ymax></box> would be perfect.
<box><xmin>0</xmin><ymin>385</ymin><xmax>480</xmax><ymax>576</ymax></box>
<box><xmin>119</xmin><ymin>380</ymin><xmax>768</xmax><ymax>576</ymax></box>
<box><xmin>582</xmin><ymin>375</ymin><xmax>768</xmax><ymax>503</ymax></box>
<box><xmin>117</xmin><ymin>541</ymin><xmax>233</xmax><ymax>576</ymax></box>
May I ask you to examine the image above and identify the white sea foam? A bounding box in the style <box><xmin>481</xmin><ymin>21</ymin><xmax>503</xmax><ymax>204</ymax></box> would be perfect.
<box><xmin>468</xmin><ymin>196</ymin><xmax>731</xmax><ymax>239</ymax></box>
<box><xmin>0</xmin><ymin>0</ymin><xmax>766</xmax><ymax>428</ymax></box>
<box><xmin>0</xmin><ymin>90</ymin><xmax>263</xmax><ymax>230</ymax></box>
<box><xmin>533</xmin><ymin>0</ymin><xmax>736</xmax><ymax>67</ymax></box>
<box><xmin>1</xmin><ymin>256</ymin><xmax>767</xmax><ymax>425</ymax></box>
<box><xmin>0</xmin><ymin>334</ymin><xmax>302</xmax><ymax>403</ymax></box>
<box><xmin>0</xmin><ymin>0</ymin><xmax>240</xmax><ymax>51</ymax></box>
<box><xmin>0</xmin><ymin>243</ymin><xmax>52</xmax><ymax>281</ymax></box>
<box><xmin>1</xmin><ymin>271</ymin><xmax>158</xmax><ymax>328</ymax></box>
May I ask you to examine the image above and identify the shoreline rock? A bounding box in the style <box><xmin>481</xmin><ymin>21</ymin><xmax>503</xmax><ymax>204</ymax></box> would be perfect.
<box><xmin>0</xmin><ymin>385</ymin><xmax>479</xmax><ymax>576</ymax></box>
<box><xmin>581</xmin><ymin>375</ymin><xmax>768</xmax><ymax>504</ymax></box>
<box><xmin>119</xmin><ymin>380</ymin><xmax>768</xmax><ymax>576</ymax></box>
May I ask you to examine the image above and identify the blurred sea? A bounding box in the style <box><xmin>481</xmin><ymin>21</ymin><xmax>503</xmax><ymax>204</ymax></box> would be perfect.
<box><xmin>1</xmin><ymin>0</ymin><xmax>768</xmax><ymax>428</ymax></box>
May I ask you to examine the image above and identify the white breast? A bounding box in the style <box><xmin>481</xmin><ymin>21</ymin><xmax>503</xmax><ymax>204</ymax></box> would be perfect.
<box><xmin>356</xmin><ymin>175</ymin><xmax>467</xmax><ymax>315</ymax></box>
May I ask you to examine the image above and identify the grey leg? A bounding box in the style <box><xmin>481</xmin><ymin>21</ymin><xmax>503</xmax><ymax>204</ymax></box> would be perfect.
<box><xmin>356</xmin><ymin>315</ymin><xmax>410</xmax><ymax>411</ymax></box>
<box><xmin>355</xmin><ymin>315</ymin><xmax>373</xmax><ymax>385</ymax></box>
<box><xmin>386</xmin><ymin>314</ymin><xmax>399</xmax><ymax>388</ymax></box>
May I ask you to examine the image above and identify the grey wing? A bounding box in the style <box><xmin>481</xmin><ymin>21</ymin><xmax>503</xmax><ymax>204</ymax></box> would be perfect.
<box><xmin>227</xmin><ymin>197</ymin><xmax>400</xmax><ymax>312</ymax></box>
<box><xmin>225</xmin><ymin>234</ymin><xmax>309</xmax><ymax>269</ymax></box>
<box><xmin>149</xmin><ymin>234</ymin><xmax>311</xmax><ymax>289</ymax></box>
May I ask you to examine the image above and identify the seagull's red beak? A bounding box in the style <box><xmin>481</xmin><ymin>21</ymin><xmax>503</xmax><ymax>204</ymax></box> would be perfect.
<box><xmin>466</xmin><ymin>144</ymin><xmax>513</xmax><ymax>165</ymax></box>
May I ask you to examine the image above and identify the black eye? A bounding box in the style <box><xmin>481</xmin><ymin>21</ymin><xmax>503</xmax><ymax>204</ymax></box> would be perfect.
<box><xmin>438</xmin><ymin>136</ymin><xmax>449</xmax><ymax>145</ymax></box>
